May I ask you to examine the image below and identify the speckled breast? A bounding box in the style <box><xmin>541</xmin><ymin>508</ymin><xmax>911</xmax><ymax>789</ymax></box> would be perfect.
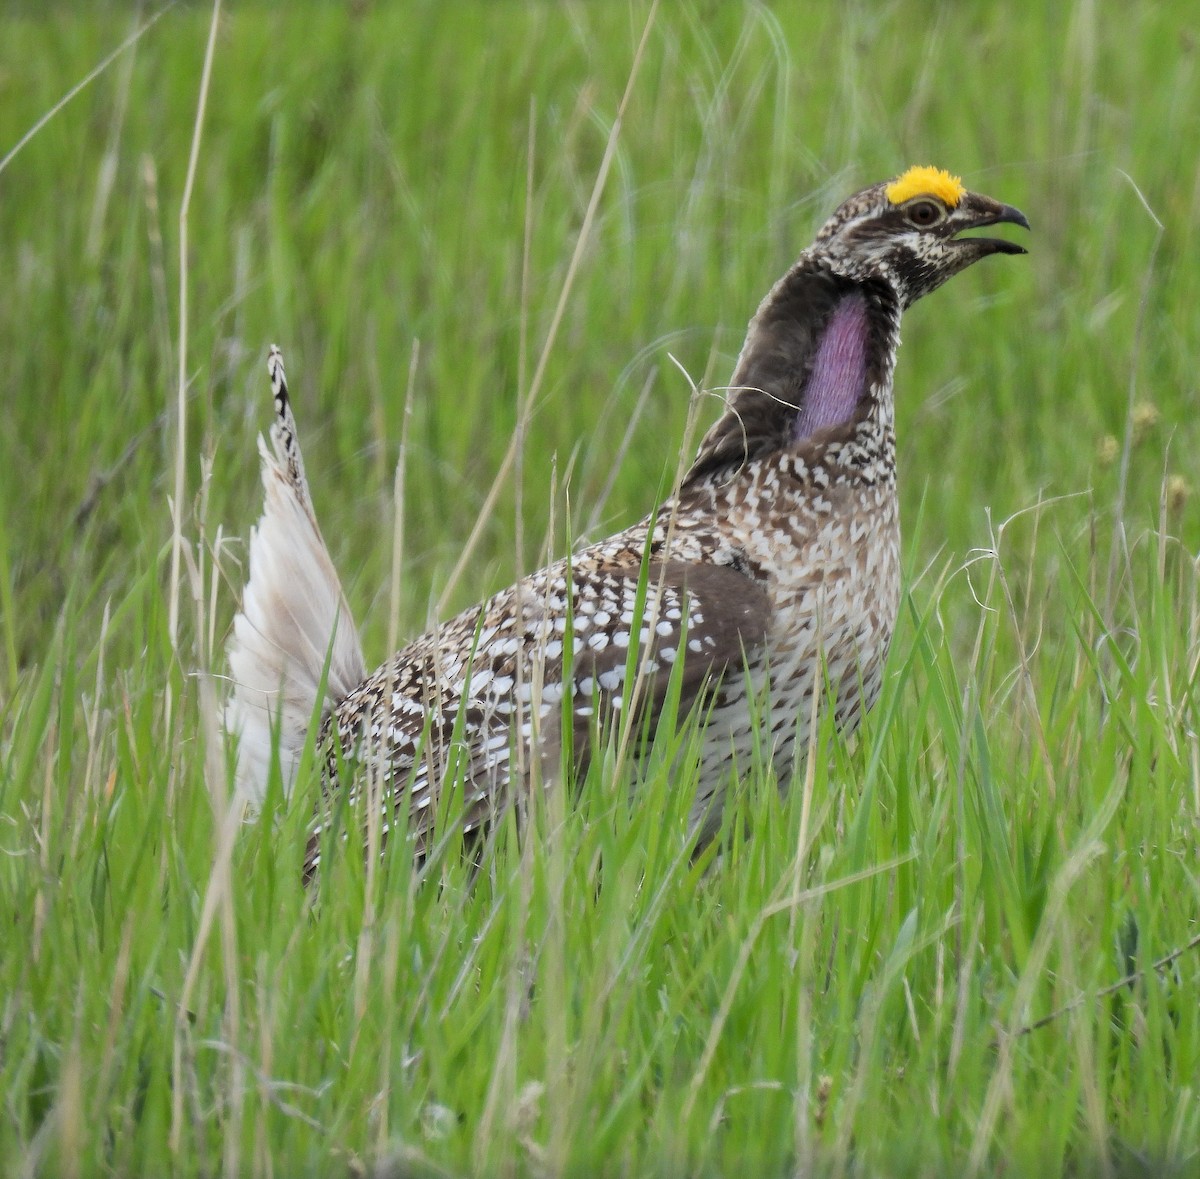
<box><xmin>683</xmin><ymin>447</ymin><xmax>900</xmax><ymax>835</ymax></box>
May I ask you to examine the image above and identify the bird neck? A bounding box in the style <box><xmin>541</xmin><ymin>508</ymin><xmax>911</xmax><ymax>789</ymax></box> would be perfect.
<box><xmin>681</xmin><ymin>265</ymin><xmax>901</xmax><ymax>488</ymax></box>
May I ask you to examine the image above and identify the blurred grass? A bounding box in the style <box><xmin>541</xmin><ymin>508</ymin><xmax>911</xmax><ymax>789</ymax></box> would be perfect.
<box><xmin>1</xmin><ymin>1</ymin><xmax>1198</xmax><ymax>1175</ymax></box>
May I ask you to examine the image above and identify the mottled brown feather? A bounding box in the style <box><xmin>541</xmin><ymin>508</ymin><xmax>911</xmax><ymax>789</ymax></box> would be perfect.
<box><xmin>227</xmin><ymin>170</ymin><xmax>1027</xmax><ymax>876</ymax></box>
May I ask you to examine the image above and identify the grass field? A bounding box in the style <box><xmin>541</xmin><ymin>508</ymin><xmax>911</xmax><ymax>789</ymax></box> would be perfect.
<box><xmin>2</xmin><ymin>2</ymin><xmax>1199</xmax><ymax>1175</ymax></box>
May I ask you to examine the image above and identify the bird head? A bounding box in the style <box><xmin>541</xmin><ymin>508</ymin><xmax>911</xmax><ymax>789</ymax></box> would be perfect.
<box><xmin>812</xmin><ymin>165</ymin><xmax>1029</xmax><ymax>307</ymax></box>
<box><xmin>683</xmin><ymin>166</ymin><xmax>1029</xmax><ymax>485</ymax></box>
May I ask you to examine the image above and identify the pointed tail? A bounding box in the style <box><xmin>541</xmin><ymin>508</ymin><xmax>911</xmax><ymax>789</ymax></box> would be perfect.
<box><xmin>224</xmin><ymin>346</ymin><xmax>368</xmax><ymax>807</ymax></box>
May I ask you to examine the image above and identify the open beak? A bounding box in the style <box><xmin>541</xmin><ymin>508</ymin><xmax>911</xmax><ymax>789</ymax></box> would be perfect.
<box><xmin>953</xmin><ymin>200</ymin><xmax>1031</xmax><ymax>256</ymax></box>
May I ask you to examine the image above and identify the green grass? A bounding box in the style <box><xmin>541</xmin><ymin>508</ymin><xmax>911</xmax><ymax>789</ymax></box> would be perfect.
<box><xmin>2</xmin><ymin>1</ymin><xmax>1199</xmax><ymax>1175</ymax></box>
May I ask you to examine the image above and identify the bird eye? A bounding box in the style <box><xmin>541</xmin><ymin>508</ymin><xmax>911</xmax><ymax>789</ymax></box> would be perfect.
<box><xmin>906</xmin><ymin>200</ymin><xmax>944</xmax><ymax>227</ymax></box>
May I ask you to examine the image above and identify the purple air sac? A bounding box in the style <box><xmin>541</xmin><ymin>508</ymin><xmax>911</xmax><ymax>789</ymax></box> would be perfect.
<box><xmin>793</xmin><ymin>293</ymin><xmax>870</xmax><ymax>441</ymax></box>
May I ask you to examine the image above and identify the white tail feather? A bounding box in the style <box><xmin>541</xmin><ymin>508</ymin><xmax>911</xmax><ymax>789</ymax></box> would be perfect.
<box><xmin>224</xmin><ymin>346</ymin><xmax>367</xmax><ymax>807</ymax></box>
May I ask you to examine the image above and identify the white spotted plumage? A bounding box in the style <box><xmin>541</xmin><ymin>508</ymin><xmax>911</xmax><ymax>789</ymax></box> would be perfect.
<box><xmin>222</xmin><ymin>170</ymin><xmax>1028</xmax><ymax>876</ymax></box>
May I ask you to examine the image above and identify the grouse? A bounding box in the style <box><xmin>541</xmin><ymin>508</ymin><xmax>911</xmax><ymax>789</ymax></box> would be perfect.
<box><xmin>224</xmin><ymin>165</ymin><xmax>1028</xmax><ymax>875</ymax></box>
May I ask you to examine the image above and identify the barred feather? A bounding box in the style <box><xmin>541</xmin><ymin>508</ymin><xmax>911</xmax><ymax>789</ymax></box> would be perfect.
<box><xmin>224</xmin><ymin>346</ymin><xmax>367</xmax><ymax>807</ymax></box>
<box><xmin>225</xmin><ymin>169</ymin><xmax>1027</xmax><ymax>872</ymax></box>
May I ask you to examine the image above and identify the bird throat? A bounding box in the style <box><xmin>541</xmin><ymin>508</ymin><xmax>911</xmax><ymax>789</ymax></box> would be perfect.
<box><xmin>792</xmin><ymin>292</ymin><xmax>870</xmax><ymax>441</ymax></box>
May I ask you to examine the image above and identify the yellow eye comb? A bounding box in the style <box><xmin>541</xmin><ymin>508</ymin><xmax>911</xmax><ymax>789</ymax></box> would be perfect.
<box><xmin>885</xmin><ymin>165</ymin><xmax>965</xmax><ymax>208</ymax></box>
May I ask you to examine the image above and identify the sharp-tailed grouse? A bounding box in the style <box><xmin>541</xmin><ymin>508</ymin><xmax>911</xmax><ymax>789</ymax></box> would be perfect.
<box><xmin>224</xmin><ymin>165</ymin><xmax>1028</xmax><ymax>875</ymax></box>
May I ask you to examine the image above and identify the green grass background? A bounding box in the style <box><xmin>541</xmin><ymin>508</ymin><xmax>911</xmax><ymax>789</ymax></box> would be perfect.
<box><xmin>2</xmin><ymin>2</ymin><xmax>1198</xmax><ymax>1175</ymax></box>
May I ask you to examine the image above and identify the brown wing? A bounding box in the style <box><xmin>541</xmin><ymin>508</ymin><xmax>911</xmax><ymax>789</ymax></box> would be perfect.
<box><xmin>304</xmin><ymin>549</ymin><xmax>772</xmax><ymax>875</ymax></box>
<box><xmin>563</xmin><ymin>557</ymin><xmax>772</xmax><ymax>746</ymax></box>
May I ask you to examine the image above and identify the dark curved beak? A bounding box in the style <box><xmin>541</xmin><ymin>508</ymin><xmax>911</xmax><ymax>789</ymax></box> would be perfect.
<box><xmin>954</xmin><ymin>199</ymin><xmax>1031</xmax><ymax>256</ymax></box>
